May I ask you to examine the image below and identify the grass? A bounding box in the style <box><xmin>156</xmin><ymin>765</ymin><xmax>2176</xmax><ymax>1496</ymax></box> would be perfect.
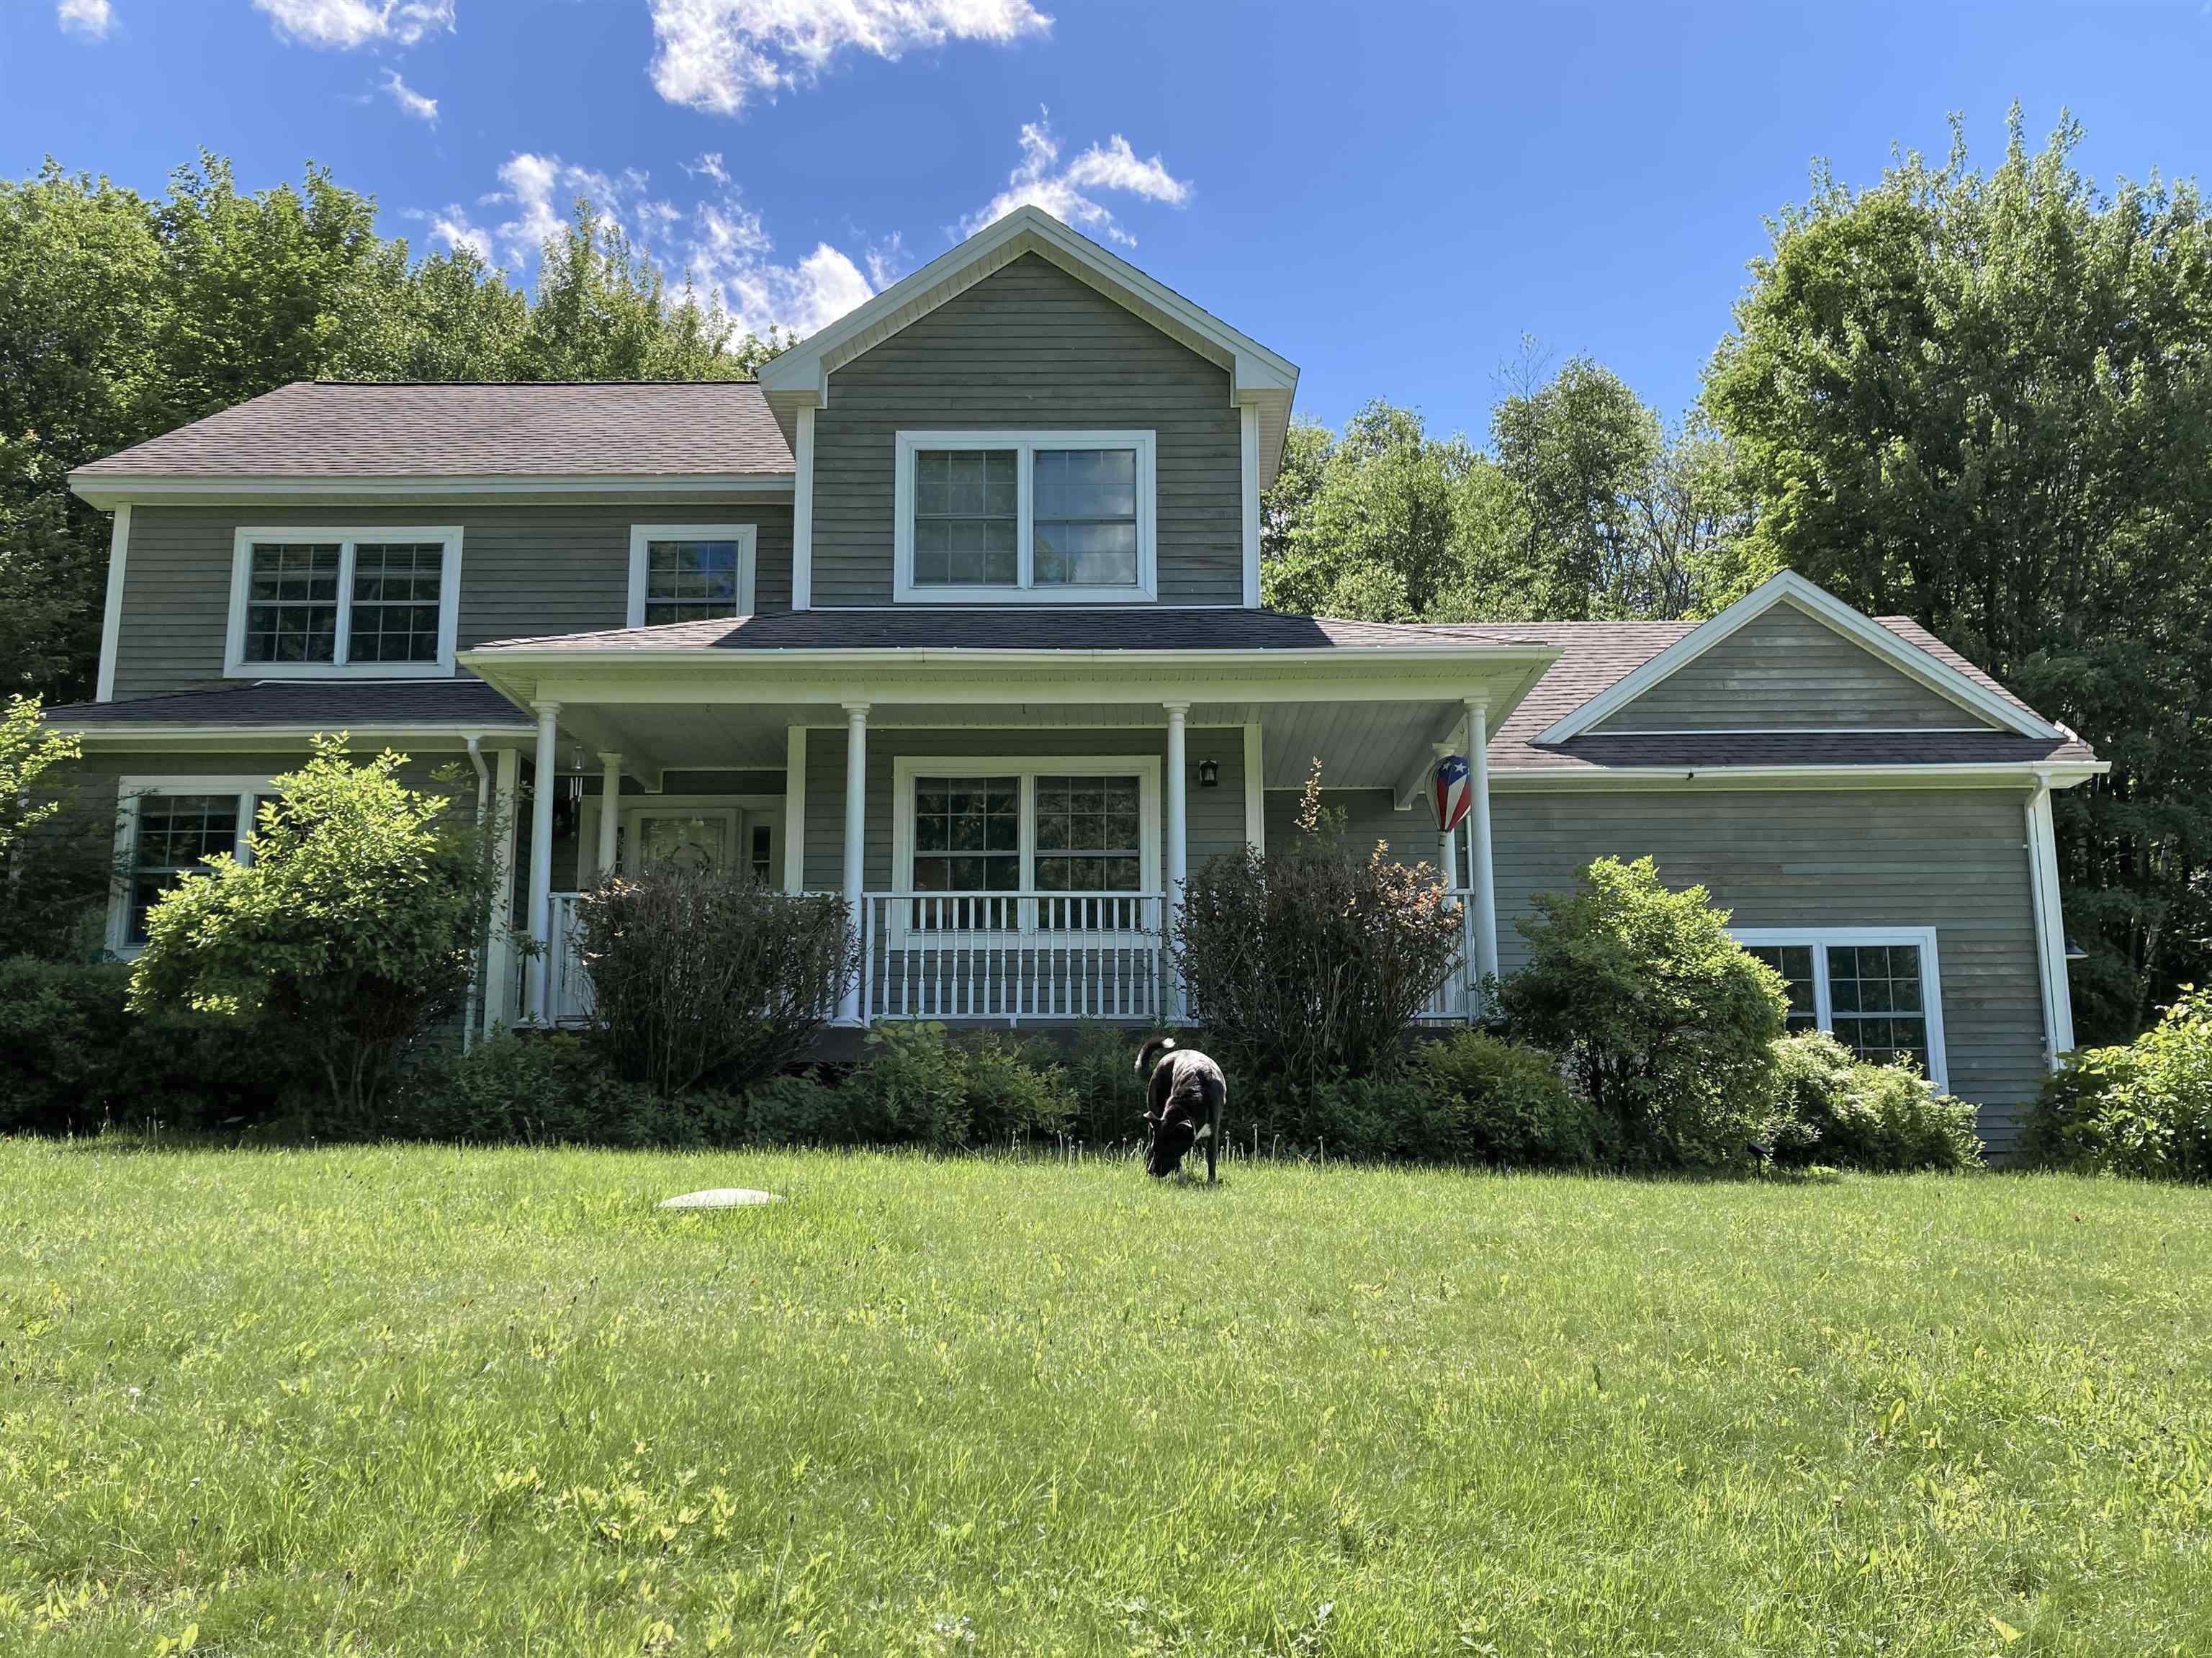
<box><xmin>1</xmin><ymin>1143</ymin><xmax>2208</xmax><ymax>1657</ymax></box>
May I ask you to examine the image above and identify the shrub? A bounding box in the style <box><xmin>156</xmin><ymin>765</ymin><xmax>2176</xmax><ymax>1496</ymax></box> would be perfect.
<box><xmin>739</xmin><ymin>1073</ymin><xmax>863</xmax><ymax>1146</ymax></box>
<box><xmin>2030</xmin><ymin>988</ymin><xmax>2212</xmax><ymax>1179</ymax></box>
<box><xmin>129</xmin><ymin>737</ymin><xmax>500</xmax><ymax>1125</ymax></box>
<box><xmin>577</xmin><ymin>865</ymin><xmax>855</xmax><ymax>1096</ymax></box>
<box><xmin>1766</xmin><ymin>1031</ymin><xmax>1983</xmax><ymax>1172</ymax></box>
<box><xmin>1178</xmin><ymin>767</ymin><xmax>1464</xmax><ymax>1090</ymax></box>
<box><xmin>1500</xmin><ymin>855</ymin><xmax>1786</xmax><ymax>1168</ymax></box>
<box><xmin>1411</xmin><ymin>1029</ymin><xmax>1597</xmax><ymax>1167</ymax></box>
<box><xmin>1296</xmin><ymin>1074</ymin><xmax>1450</xmax><ymax>1162</ymax></box>
<box><xmin>1062</xmin><ymin>1020</ymin><xmax>1151</xmax><ymax>1148</ymax></box>
<box><xmin>389</xmin><ymin>1032</ymin><xmax>707</xmax><ymax>1145</ymax></box>
<box><xmin>845</xmin><ymin>1022</ymin><xmax>1076</xmax><ymax>1150</ymax></box>
<box><xmin>0</xmin><ymin>958</ymin><xmax>310</xmax><ymax>1132</ymax></box>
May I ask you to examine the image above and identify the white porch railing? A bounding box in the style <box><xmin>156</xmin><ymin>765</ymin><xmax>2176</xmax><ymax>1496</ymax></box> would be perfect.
<box><xmin>529</xmin><ymin>887</ymin><xmax>1478</xmax><ymax>1030</ymax></box>
<box><xmin>860</xmin><ymin>891</ymin><xmax>1169</xmax><ymax>1024</ymax></box>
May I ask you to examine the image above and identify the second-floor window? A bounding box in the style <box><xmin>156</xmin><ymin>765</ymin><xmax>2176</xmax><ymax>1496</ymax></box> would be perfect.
<box><xmin>225</xmin><ymin>527</ymin><xmax>462</xmax><ymax>677</ymax></box>
<box><xmin>626</xmin><ymin>524</ymin><xmax>758</xmax><ymax>626</ymax></box>
<box><xmin>893</xmin><ymin>431</ymin><xmax>1156</xmax><ymax>603</ymax></box>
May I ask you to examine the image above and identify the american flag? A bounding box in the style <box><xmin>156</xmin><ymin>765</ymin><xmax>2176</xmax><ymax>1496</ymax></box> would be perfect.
<box><xmin>1430</xmin><ymin>754</ymin><xmax>1472</xmax><ymax>834</ymax></box>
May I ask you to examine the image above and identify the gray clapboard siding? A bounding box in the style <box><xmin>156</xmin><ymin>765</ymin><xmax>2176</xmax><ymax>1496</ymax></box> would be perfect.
<box><xmin>801</xmin><ymin>726</ymin><xmax>1249</xmax><ymax>893</ymax></box>
<box><xmin>110</xmin><ymin>501</ymin><xmax>794</xmax><ymax>698</ymax></box>
<box><xmin>1265</xmin><ymin>783</ymin><xmax>2049</xmax><ymax>1150</ymax></box>
<box><xmin>811</xmin><ymin>255</ymin><xmax>1243</xmax><ymax>606</ymax></box>
<box><xmin>1593</xmin><ymin>604</ymin><xmax>1987</xmax><ymax>731</ymax></box>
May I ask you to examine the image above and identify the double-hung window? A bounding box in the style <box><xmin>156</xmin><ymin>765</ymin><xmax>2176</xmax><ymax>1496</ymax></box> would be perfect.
<box><xmin>1734</xmin><ymin>927</ymin><xmax>1949</xmax><ymax>1090</ymax></box>
<box><xmin>109</xmin><ymin>779</ymin><xmax>266</xmax><ymax>953</ymax></box>
<box><xmin>226</xmin><ymin>528</ymin><xmax>462</xmax><ymax>677</ymax></box>
<box><xmin>626</xmin><ymin>525</ymin><xmax>757</xmax><ymax>626</ymax></box>
<box><xmin>894</xmin><ymin>431</ymin><xmax>1156</xmax><ymax>602</ymax></box>
<box><xmin>892</xmin><ymin>757</ymin><xmax>1160</xmax><ymax>933</ymax></box>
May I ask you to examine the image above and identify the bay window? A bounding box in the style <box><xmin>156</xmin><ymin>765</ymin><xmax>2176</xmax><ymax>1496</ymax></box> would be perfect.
<box><xmin>894</xmin><ymin>431</ymin><xmax>1156</xmax><ymax>602</ymax></box>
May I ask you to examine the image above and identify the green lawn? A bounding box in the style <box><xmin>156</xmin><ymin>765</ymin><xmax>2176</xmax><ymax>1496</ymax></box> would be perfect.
<box><xmin>1</xmin><ymin>1144</ymin><xmax>2208</xmax><ymax>1656</ymax></box>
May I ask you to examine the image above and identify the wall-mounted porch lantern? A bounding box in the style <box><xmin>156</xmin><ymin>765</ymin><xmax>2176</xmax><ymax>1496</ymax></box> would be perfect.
<box><xmin>1197</xmin><ymin>757</ymin><xmax>1220</xmax><ymax>789</ymax></box>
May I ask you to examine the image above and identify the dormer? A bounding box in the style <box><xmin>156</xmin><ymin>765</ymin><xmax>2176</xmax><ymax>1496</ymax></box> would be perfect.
<box><xmin>757</xmin><ymin>206</ymin><xmax>1298</xmax><ymax>610</ymax></box>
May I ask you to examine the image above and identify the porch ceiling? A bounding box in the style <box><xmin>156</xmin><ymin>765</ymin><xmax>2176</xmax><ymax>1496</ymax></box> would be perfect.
<box><xmin>547</xmin><ymin>695</ymin><xmax>1480</xmax><ymax>795</ymax></box>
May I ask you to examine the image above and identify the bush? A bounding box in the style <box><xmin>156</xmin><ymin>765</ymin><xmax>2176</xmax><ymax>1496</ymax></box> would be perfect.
<box><xmin>2030</xmin><ymin>988</ymin><xmax>2212</xmax><ymax>1179</ymax></box>
<box><xmin>1766</xmin><ymin>1031</ymin><xmax>1983</xmax><ymax>1172</ymax></box>
<box><xmin>845</xmin><ymin>1022</ymin><xmax>1075</xmax><ymax>1150</ymax></box>
<box><xmin>1062</xmin><ymin>1020</ymin><xmax>1151</xmax><ymax>1148</ymax></box>
<box><xmin>1178</xmin><ymin>768</ymin><xmax>1464</xmax><ymax>1090</ymax></box>
<box><xmin>129</xmin><ymin>737</ymin><xmax>500</xmax><ymax>1125</ymax></box>
<box><xmin>577</xmin><ymin>865</ymin><xmax>855</xmax><ymax>1096</ymax></box>
<box><xmin>389</xmin><ymin>1032</ymin><xmax>714</xmax><ymax>1145</ymax></box>
<box><xmin>0</xmin><ymin>958</ymin><xmax>310</xmax><ymax>1132</ymax></box>
<box><xmin>1411</xmin><ymin>1029</ymin><xmax>1597</xmax><ymax>1167</ymax></box>
<box><xmin>739</xmin><ymin>1073</ymin><xmax>863</xmax><ymax>1146</ymax></box>
<box><xmin>1499</xmin><ymin>855</ymin><xmax>1786</xmax><ymax>1168</ymax></box>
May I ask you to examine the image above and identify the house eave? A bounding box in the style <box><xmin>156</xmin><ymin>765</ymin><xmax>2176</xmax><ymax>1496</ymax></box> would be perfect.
<box><xmin>1488</xmin><ymin>760</ymin><xmax>2108</xmax><ymax>792</ymax></box>
<box><xmin>68</xmin><ymin>472</ymin><xmax>797</xmax><ymax>510</ymax></box>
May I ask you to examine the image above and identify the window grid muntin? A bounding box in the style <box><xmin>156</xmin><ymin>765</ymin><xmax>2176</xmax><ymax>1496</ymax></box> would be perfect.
<box><xmin>1826</xmin><ymin>943</ymin><xmax>1930</xmax><ymax>1071</ymax></box>
<box><xmin>127</xmin><ymin>793</ymin><xmax>245</xmax><ymax>944</ymax></box>
<box><xmin>243</xmin><ymin>543</ymin><xmax>341</xmax><ymax>664</ymax></box>
<box><xmin>1033</xmin><ymin>448</ymin><xmax>1139</xmax><ymax>587</ymax></box>
<box><xmin>1745</xmin><ymin>944</ymin><xmax>1822</xmax><ymax>1035</ymax></box>
<box><xmin>347</xmin><ymin>542</ymin><xmax>446</xmax><ymax>664</ymax></box>
<box><xmin>1031</xmin><ymin>773</ymin><xmax>1143</xmax><ymax>893</ymax></box>
<box><xmin>644</xmin><ymin>539</ymin><xmax>744</xmax><ymax>625</ymax></box>
<box><xmin>912</xmin><ymin>449</ymin><xmax>1020</xmax><ymax>587</ymax></box>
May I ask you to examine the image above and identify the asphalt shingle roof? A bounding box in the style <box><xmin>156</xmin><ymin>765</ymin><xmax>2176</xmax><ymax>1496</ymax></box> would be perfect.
<box><xmin>44</xmin><ymin>678</ymin><xmax>527</xmax><ymax>728</ymax></box>
<box><xmin>72</xmin><ymin>382</ymin><xmax>794</xmax><ymax>479</ymax></box>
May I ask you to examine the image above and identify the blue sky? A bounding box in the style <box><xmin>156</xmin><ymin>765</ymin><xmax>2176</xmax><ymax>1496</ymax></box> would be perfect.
<box><xmin>6</xmin><ymin>1</ymin><xmax>2211</xmax><ymax>438</ymax></box>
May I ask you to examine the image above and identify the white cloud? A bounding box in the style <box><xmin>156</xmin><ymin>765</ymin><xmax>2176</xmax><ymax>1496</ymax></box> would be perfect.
<box><xmin>379</xmin><ymin>68</ymin><xmax>439</xmax><ymax>122</ymax></box>
<box><xmin>649</xmin><ymin>0</ymin><xmax>1051</xmax><ymax>115</ymax></box>
<box><xmin>57</xmin><ymin>0</ymin><xmax>113</xmax><ymax>37</ymax></box>
<box><xmin>252</xmin><ymin>0</ymin><xmax>455</xmax><ymax>48</ymax></box>
<box><xmin>423</xmin><ymin>151</ymin><xmax>878</xmax><ymax>342</ymax></box>
<box><xmin>962</xmin><ymin>109</ymin><xmax>1191</xmax><ymax>245</ymax></box>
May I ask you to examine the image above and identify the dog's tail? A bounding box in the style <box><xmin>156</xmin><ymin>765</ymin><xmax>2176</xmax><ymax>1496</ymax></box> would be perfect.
<box><xmin>1136</xmin><ymin>1033</ymin><xmax>1177</xmax><ymax>1078</ymax></box>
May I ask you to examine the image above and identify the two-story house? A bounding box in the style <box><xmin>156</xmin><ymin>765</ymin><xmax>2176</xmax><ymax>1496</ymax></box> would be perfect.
<box><xmin>50</xmin><ymin>205</ymin><xmax>2103</xmax><ymax>1153</ymax></box>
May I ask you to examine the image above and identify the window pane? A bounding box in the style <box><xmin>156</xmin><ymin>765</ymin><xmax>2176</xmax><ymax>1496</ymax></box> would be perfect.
<box><xmin>349</xmin><ymin>542</ymin><xmax>445</xmax><ymax>663</ymax></box>
<box><xmin>1032</xmin><ymin>773</ymin><xmax>1143</xmax><ymax>893</ymax></box>
<box><xmin>130</xmin><ymin>793</ymin><xmax>240</xmax><ymax>942</ymax></box>
<box><xmin>242</xmin><ymin>544</ymin><xmax>339</xmax><ymax>663</ymax></box>
<box><xmin>912</xmin><ymin>777</ymin><xmax>1020</xmax><ymax>925</ymax></box>
<box><xmin>912</xmin><ymin>450</ymin><xmax>1018</xmax><ymax>586</ymax></box>
<box><xmin>1745</xmin><ymin>943</ymin><xmax>1820</xmax><ymax>1035</ymax></box>
<box><xmin>644</xmin><ymin>539</ymin><xmax>743</xmax><ymax>626</ymax></box>
<box><xmin>1034</xmin><ymin>448</ymin><xmax>1138</xmax><ymax>587</ymax></box>
<box><xmin>1826</xmin><ymin>943</ymin><xmax>1930</xmax><ymax>1071</ymax></box>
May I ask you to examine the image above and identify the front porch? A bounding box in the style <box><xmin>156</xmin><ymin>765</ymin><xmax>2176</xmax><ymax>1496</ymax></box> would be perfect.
<box><xmin>459</xmin><ymin>618</ymin><xmax>1556</xmax><ymax>1036</ymax></box>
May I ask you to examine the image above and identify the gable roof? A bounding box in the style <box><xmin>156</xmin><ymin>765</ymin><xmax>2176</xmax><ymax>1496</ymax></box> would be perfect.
<box><xmin>1531</xmin><ymin>571</ymin><xmax>2065</xmax><ymax>744</ymax></box>
<box><xmin>757</xmin><ymin>205</ymin><xmax>1300</xmax><ymax>483</ymax></box>
<box><xmin>69</xmin><ymin>382</ymin><xmax>794</xmax><ymax>505</ymax></box>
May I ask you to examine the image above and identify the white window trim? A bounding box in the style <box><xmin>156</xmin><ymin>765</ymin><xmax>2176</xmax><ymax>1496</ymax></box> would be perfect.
<box><xmin>225</xmin><ymin>526</ymin><xmax>462</xmax><ymax>679</ymax></box>
<box><xmin>892</xmin><ymin>430</ymin><xmax>1158</xmax><ymax>604</ymax></box>
<box><xmin>889</xmin><ymin>754</ymin><xmax>1162</xmax><ymax>938</ymax></box>
<box><xmin>626</xmin><ymin>524</ymin><xmax>758</xmax><ymax>628</ymax></box>
<box><xmin>108</xmin><ymin>775</ymin><xmax>270</xmax><ymax>958</ymax></box>
<box><xmin>1732</xmin><ymin>925</ymin><xmax>1949</xmax><ymax>1094</ymax></box>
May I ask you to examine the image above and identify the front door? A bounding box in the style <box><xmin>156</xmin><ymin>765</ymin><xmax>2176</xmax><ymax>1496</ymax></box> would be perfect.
<box><xmin>631</xmin><ymin>809</ymin><xmax>736</xmax><ymax>873</ymax></box>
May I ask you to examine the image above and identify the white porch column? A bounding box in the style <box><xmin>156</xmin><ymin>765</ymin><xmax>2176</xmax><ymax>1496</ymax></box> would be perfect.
<box><xmin>1165</xmin><ymin>701</ymin><xmax>1190</xmax><ymax>1018</ymax></box>
<box><xmin>782</xmin><ymin>725</ymin><xmax>807</xmax><ymax>894</ymax></box>
<box><xmin>595</xmin><ymin>752</ymin><xmax>622</xmax><ymax>881</ymax></box>
<box><xmin>837</xmin><ymin>703</ymin><xmax>868</xmax><ymax>1023</ymax></box>
<box><xmin>1465</xmin><ymin>696</ymin><xmax>1500</xmax><ymax>991</ymax></box>
<box><xmin>525</xmin><ymin>700</ymin><xmax>561</xmax><ymax>1023</ymax></box>
<box><xmin>482</xmin><ymin>745</ymin><xmax>520</xmax><ymax>1032</ymax></box>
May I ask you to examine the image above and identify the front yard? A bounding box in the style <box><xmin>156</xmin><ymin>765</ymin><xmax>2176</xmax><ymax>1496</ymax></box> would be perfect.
<box><xmin>2</xmin><ymin>1144</ymin><xmax>2207</xmax><ymax>1655</ymax></box>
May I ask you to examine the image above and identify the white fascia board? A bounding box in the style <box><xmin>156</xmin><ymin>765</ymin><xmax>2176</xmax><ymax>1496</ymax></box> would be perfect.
<box><xmin>58</xmin><ymin>723</ymin><xmax>534</xmax><ymax>749</ymax></box>
<box><xmin>459</xmin><ymin>643</ymin><xmax>1561</xmax><ymax>674</ymax></box>
<box><xmin>95</xmin><ymin>504</ymin><xmax>130</xmax><ymax>703</ymax></box>
<box><xmin>1534</xmin><ymin>570</ymin><xmax>2064</xmax><ymax>744</ymax></box>
<box><xmin>70</xmin><ymin>473</ymin><xmax>795</xmax><ymax>509</ymax></box>
<box><xmin>1487</xmin><ymin>760</ymin><xmax>2108</xmax><ymax>793</ymax></box>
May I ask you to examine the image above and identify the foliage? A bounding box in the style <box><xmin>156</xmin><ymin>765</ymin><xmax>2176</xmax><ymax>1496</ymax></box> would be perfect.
<box><xmin>8</xmin><ymin>1142</ymin><xmax>2211</xmax><ymax>1654</ymax></box>
<box><xmin>1061</xmin><ymin>1019</ymin><xmax>1153</xmax><ymax>1147</ymax></box>
<box><xmin>0</xmin><ymin>958</ymin><xmax>310</xmax><ymax>1132</ymax></box>
<box><xmin>2030</xmin><ymin>987</ymin><xmax>2212</xmax><ymax>1179</ymax></box>
<box><xmin>576</xmin><ymin>867</ymin><xmax>855</xmax><ymax>1096</ymax></box>
<box><xmin>844</xmin><ymin>1022</ymin><xmax>1075</xmax><ymax>1150</ymax></box>
<box><xmin>388</xmin><ymin>1032</ymin><xmax>737</xmax><ymax>1148</ymax></box>
<box><xmin>1705</xmin><ymin>111</ymin><xmax>2212</xmax><ymax>1041</ymax></box>
<box><xmin>1177</xmin><ymin>767</ymin><xmax>1465</xmax><ymax>1091</ymax></box>
<box><xmin>1410</xmin><ymin>1028</ymin><xmax>1598</xmax><ymax>1167</ymax></box>
<box><xmin>128</xmin><ymin>738</ymin><xmax>498</xmax><ymax>1122</ymax></box>
<box><xmin>1500</xmin><ymin>855</ymin><xmax>1786</xmax><ymax>1166</ymax></box>
<box><xmin>0</xmin><ymin>695</ymin><xmax>78</xmax><ymax>855</ymax></box>
<box><xmin>1765</xmin><ymin>1032</ymin><xmax>1983</xmax><ymax>1172</ymax></box>
<box><xmin>0</xmin><ymin>153</ymin><xmax>783</xmax><ymax>703</ymax></box>
<box><xmin>737</xmin><ymin>1072</ymin><xmax>865</xmax><ymax>1147</ymax></box>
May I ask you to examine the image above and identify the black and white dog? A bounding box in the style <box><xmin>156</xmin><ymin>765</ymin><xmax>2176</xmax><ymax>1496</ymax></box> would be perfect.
<box><xmin>1136</xmin><ymin>1035</ymin><xmax>1226</xmax><ymax>1182</ymax></box>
